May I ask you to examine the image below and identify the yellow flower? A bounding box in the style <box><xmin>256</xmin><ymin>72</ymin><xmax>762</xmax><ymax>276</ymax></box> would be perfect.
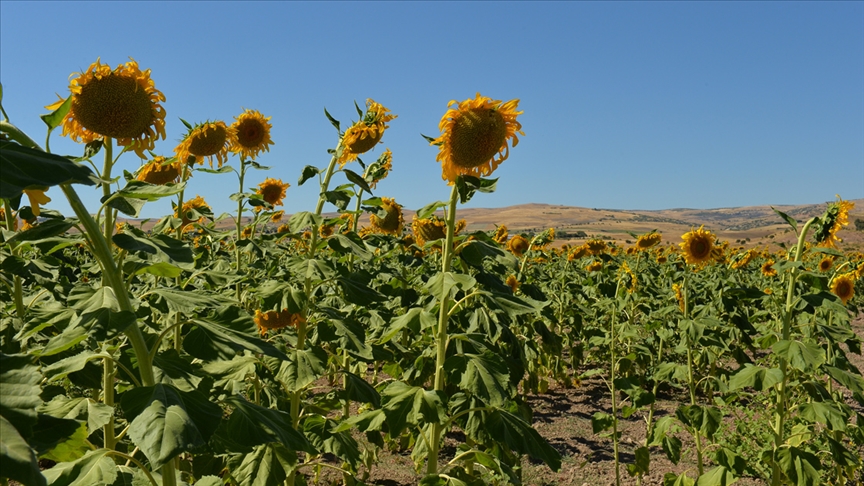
<box><xmin>23</xmin><ymin>188</ymin><xmax>51</xmax><ymax>217</ymax></box>
<box><xmin>507</xmin><ymin>234</ymin><xmax>530</xmax><ymax>258</ymax></box>
<box><xmin>568</xmin><ymin>245</ymin><xmax>588</xmax><ymax>261</ymax></box>
<box><xmin>814</xmin><ymin>196</ymin><xmax>854</xmax><ymax>248</ymax></box>
<box><xmin>761</xmin><ymin>259</ymin><xmax>777</xmax><ymax>277</ymax></box>
<box><xmin>256</xmin><ymin>178</ymin><xmax>290</xmax><ymax>208</ymax></box>
<box><xmin>277</xmin><ymin>223</ymin><xmax>291</xmax><ymax>234</ymax></box>
<box><xmin>230</xmin><ymin>109</ymin><xmax>273</xmax><ymax>160</ymax></box>
<box><xmin>619</xmin><ymin>262</ymin><xmax>637</xmax><ymax>293</ymax></box>
<box><xmin>672</xmin><ymin>283</ymin><xmax>685</xmax><ymax>312</ymax></box>
<box><xmin>585</xmin><ymin>239</ymin><xmax>607</xmax><ymax>256</ymax></box>
<box><xmin>731</xmin><ymin>249</ymin><xmax>757</xmax><ymax>270</ymax></box>
<box><xmin>830</xmin><ymin>272</ymin><xmax>856</xmax><ymax>305</ymax></box>
<box><xmin>0</xmin><ymin>207</ymin><xmax>17</xmax><ymax>231</ymax></box>
<box><xmin>271</xmin><ymin>210</ymin><xmax>285</xmax><ymax>223</ymax></box>
<box><xmin>254</xmin><ymin>309</ymin><xmax>305</xmax><ymax>336</ymax></box>
<box><xmin>319</xmin><ymin>223</ymin><xmax>335</xmax><ymax>238</ymax></box>
<box><xmin>175</xmin><ymin>195</ymin><xmax>210</xmax><ymax>230</ymax></box>
<box><xmin>635</xmin><ymin>232</ymin><xmax>662</xmax><ymax>251</ymax></box>
<box><xmin>585</xmin><ymin>261</ymin><xmax>603</xmax><ymax>272</ymax></box>
<box><xmin>679</xmin><ymin>226</ymin><xmax>715</xmax><ymax>265</ymax></box>
<box><xmin>136</xmin><ymin>156</ymin><xmax>181</xmax><ymax>185</ymax></box>
<box><xmin>174</xmin><ymin>121</ymin><xmax>237</xmax><ymax>168</ymax></box>
<box><xmin>46</xmin><ymin>58</ymin><xmax>166</xmax><ymax>158</ymax></box>
<box><xmin>505</xmin><ymin>275</ymin><xmax>520</xmax><ymax>293</ymax></box>
<box><xmin>532</xmin><ymin>228</ymin><xmax>555</xmax><ymax>250</ymax></box>
<box><xmin>657</xmin><ymin>255</ymin><xmax>668</xmax><ymax>264</ymax></box>
<box><xmin>241</xmin><ymin>226</ymin><xmax>254</xmax><ymax>239</ymax></box>
<box><xmin>412</xmin><ymin>215</ymin><xmax>448</xmax><ymax>247</ymax></box>
<box><xmin>492</xmin><ymin>225</ymin><xmax>509</xmax><ymax>244</ymax></box>
<box><xmin>367</xmin><ymin>149</ymin><xmax>393</xmax><ymax>190</ymax></box>
<box><xmin>817</xmin><ymin>257</ymin><xmax>833</xmax><ymax>272</ymax></box>
<box><xmin>370</xmin><ymin>197</ymin><xmax>404</xmax><ymax>235</ymax></box>
<box><xmin>339</xmin><ymin>99</ymin><xmax>396</xmax><ymax>167</ymax></box>
<box><xmin>432</xmin><ymin>93</ymin><xmax>523</xmax><ymax>184</ymax></box>
<box><xmin>764</xmin><ymin>288</ymin><xmax>773</xmax><ymax>295</ymax></box>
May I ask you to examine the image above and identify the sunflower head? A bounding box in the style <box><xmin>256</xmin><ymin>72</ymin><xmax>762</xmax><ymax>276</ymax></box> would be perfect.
<box><xmin>339</xmin><ymin>100</ymin><xmax>396</xmax><ymax>167</ymax></box>
<box><xmin>818</xmin><ymin>256</ymin><xmax>834</xmax><ymax>272</ymax></box>
<box><xmin>174</xmin><ymin>121</ymin><xmax>237</xmax><ymax>168</ymax></box>
<box><xmin>619</xmin><ymin>262</ymin><xmax>637</xmax><ymax>294</ymax></box>
<box><xmin>175</xmin><ymin>195</ymin><xmax>211</xmax><ymax>230</ymax></box>
<box><xmin>532</xmin><ymin>228</ymin><xmax>556</xmax><ymax>250</ymax></box>
<box><xmin>271</xmin><ymin>210</ymin><xmax>285</xmax><ymax>224</ymax></box>
<box><xmin>568</xmin><ymin>245</ymin><xmax>589</xmax><ymax>261</ymax></box>
<box><xmin>672</xmin><ymin>283</ymin><xmax>685</xmax><ymax>312</ymax></box>
<box><xmin>370</xmin><ymin>197</ymin><xmax>404</xmax><ymax>235</ymax></box>
<box><xmin>505</xmin><ymin>275</ymin><xmax>520</xmax><ymax>293</ymax></box>
<box><xmin>730</xmin><ymin>249</ymin><xmax>757</xmax><ymax>270</ymax></box>
<box><xmin>657</xmin><ymin>255</ymin><xmax>668</xmax><ymax>264</ymax></box>
<box><xmin>277</xmin><ymin>223</ymin><xmax>291</xmax><ymax>234</ymax></box>
<box><xmin>432</xmin><ymin>93</ymin><xmax>523</xmax><ymax>184</ymax></box>
<box><xmin>241</xmin><ymin>226</ymin><xmax>254</xmax><ymax>239</ymax></box>
<box><xmin>761</xmin><ymin>259</ymin><xmax>778</xmax><ymax>277</ymax></box>
<box><xmin>256</xmin><ymin>178</ymin><xmax>290</xmax><ymax>209</ymax></box>
<box><xmin>492</xmin><ymin>225</ymin><xmax>509</xmax><ymax>244</ymax></box>
<box><xmin>507</xmin><ymin>234</ymin><xmax>530</xmax><ymax>258</ymax></box>
<box><xmin>367</xmin><ymin>149</ymin><xmax>393</xmax><ymax>190</ymax></box>
<box><xmin>47</xmin><ymin>58</ymin><xmax>166</xmax><ymax>157</ymax></box>
<box><xmin>230</xmin><ymin>109</ymin><xmax>273</xmax><ymax>160</ymax></box>
<box><xmin>585</xmin><ymin>261</ymin><xmax>603</xmax><ymax>272</ymax></box>
<box><xmin>137</xmin><ymin>156</ymin><xmax>181</xmax><ymax>185</ymax></box>
<box><xmin>636</xmin><ymin>232</ymin><xmax>662</xmax><ymax>251</ymax></box>
<box><xmin>254</xmin><ymin>309</ymin><xmax>306</xmax><ymax>336</ymax></box>
<box><xmin>830</xmin><ymin>272</ymin><xmax>857</xmax><ymax>305</ymax></box>
<box><xmin>585</xmin><ymin>239</ymin><xmax>607</xmax><ymax>256</ymax></box>
<box><xmin>412</xmin><ymin>215</ymin><xmax>448</xmax><ymax>247</ymax></box>
<box><xmin>814</xmin><ymin>196</ymin><xmax>854</xmax><ymax>248</ymax></box>
<box><xmin>679</xmin><ymin>226</ymin><xmax>715</xmax><ymax>266</ymax></box>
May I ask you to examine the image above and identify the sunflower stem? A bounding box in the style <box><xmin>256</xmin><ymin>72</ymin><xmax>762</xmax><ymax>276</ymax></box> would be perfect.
<box><xmin>771</xmin><ymin>216</ymin><xmax>816</xmax><ymax>486</ymax></box>
<box><xmin>3</xmin><ymin>200</ymin><xmax>26</xmax><ymax>321</ymax></box>
<box><xmin>102</xmin><ymin>138</ymin><xmax>115</xmax><ymax>252</ymax></box>
<box><xmin>426</xmin><ymin>184</ymin><xmax>459</xmax><ymax>477</ymax></box>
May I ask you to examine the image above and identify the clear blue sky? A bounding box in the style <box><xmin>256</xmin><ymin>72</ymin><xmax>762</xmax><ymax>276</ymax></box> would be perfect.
<box><xmin>2</xmin><ymin>1</ymin><xmax>862</xmax><ymax>219</ymax></box>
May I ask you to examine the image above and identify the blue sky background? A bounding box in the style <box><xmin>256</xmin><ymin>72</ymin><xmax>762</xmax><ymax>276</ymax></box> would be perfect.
<box><xmin>2</xmin><ymin>1</ymin><xmax>862</xmax><ymax>219</ymax></box>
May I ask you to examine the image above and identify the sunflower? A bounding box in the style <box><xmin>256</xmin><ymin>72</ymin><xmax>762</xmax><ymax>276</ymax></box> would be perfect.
<box><xmin>319</xmin><ymin>223</ymin><xmax>335</xmax><ymax>238</ymax></box>
<box><xmin>256</xmin><ymin>178</ymin><xmax>290</xmax><ymax>209</ymax></box>
<box><xmin>0</xmin><ymin>207</ymin><xmax>17</xmax><ymax>231</ymax></box>
<box><xmin>176</xmin><ymin>195</ymin><xmax>211</xmax><ymax>230</ymax></box>
<box><xmin>271</xmin><ymin>210</ymin><xmax>285</xmax><ymax>223</ymax></box>
<box><xmin>731</xmin><ymin>250</ymin><xmax>757</xmax><ymax>270</ymax></box>
<box><xmin>492</xmin><ymin>225</ymin><xmax>509</xmax><ymax>244</ymax></box>
<box><xmin>585</xmin><ymin>261</ymin><xmax>603</xmax><ymax>272</ymax></box>
<box><xmin>241</xmin><ymin>226</ymin><xmax>254</xmax><ymax>239</ymax></box>
<box><xmin>230</xmin><ymin>109</ymin><xmax>273</xmax><ymax>160</ymax></box>
<box><xmin>174</xmin><ymin>121</ymin><xmax>237</xmax><ymax>168</ymax></box>
<box><xmin>339</xmin><ymin>100</ymin><xmax>397</xmax><ymax>166</ymax></box>
<box><xmin>817</xmin><ymin>257</ymin><xmax>834</xmax><ymax>272</ymax></box>
<box><xmin>370</xmin><ymin>197</ymin><xmax>404</xmax><ymax>235</ymax></box>
<box><xmin>856</xmin><ymin>262</ymin><xmax>864</xmax><ymax>280</ymax></box>
<box><xmin>672</xmin><ymin>283</ymin><xmax>685</xmax><ymax>313</ymax></box>
<box><xmin>505</xmin><ymin>275</ymin><xmax>520</xmax><ymax>293</ymax></box>
<box><xmin>585</xmin><ymin>239</ymin><xmax>607</xmax><ymax>256</ymax></box>
<box><xmin>679</xmin><ymin>226</ymin><xmax>715</xmax><ymax>265</ymax></box>
<box><xmin>254</xmin><ymin>309</ymin><xmax>306</xmax><ymax>336</ymax></box>
<box><xmin>657</xmin><ymin>255</ymin><xmax>668</xmax><ymax>264</ymax></box>
<box><xmin>761</xmin><ymin>260</ymin><xmax>777</xmax><ymax>277</ymax></box>
<box><xmin>277</xmin><ymin>223</ymin><xmax>291</xmax><ymax>234</ymax></box>
<box><xmin>431</xmin><ymin>93</ymin><xmax>523</xmax><ymax>184</ymax></box>
<box><xmin>568</xmin><ymin>245</ymin><xmax>589</xmax><ymax>261</ymax></box>
<box><xmin>507</xmin><ymin>234</ymin><xmax>530</xmax><ymax>258</ymax></box>
<box><xmin>814</xmin><ymin>196</ymin><xmax>855</xmax><ymax>248</ymax></box>
<box><xmin>23</xmin><ymin>188</ymin><xmax>51</xmax><ymax>217</ymax></box>
<box><xmin>136</xmin><ymin>156</ymin><xmax>181</xmax><ymax>185</ymax></box>
<box><xmin>412</xmin><ymin>215</ymin><xmax>447</xmax><ymax>246</ymax></box>
<box><xmin>532</xmin><ymin>228</ymin><xmax>555</xmax><ymax>250</ymax></box>
<box><xmin>830</xmin><ymin>272</ymin><xmax>856</xmax><ymax>305</ymax></box>
<box><xmin>635</xmin><ymin>232</ymin><xmax>662</xmax><ymax>251</ymax></box>
<box><xmin>619</xmin><ymin>262</ymin><xmax>637</xmax><ymax>293</ymax></box>
<box><xmin>46</xmin><ymin>58</ymin><xmax>166</xmax><ymax>158</ymax></box>
<box><xmin>367</xmin><ymin>149</ymin><xmax>393</xmax><ymax>190</ymax></box>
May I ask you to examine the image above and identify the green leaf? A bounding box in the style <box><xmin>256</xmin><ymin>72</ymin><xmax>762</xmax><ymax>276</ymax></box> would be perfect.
<box><xmin>772</xmin><ymin>340</ymin><xmax>825</xmax><ymax>373</ymax></box>
<box><xmin>42</xmin><ymin>350</ymin><xmax>109</xmax><ymax>383</ymax></box>
<box><xmin>326</xmin><ymin>312</ymin><xmax>373</xmax><ymax>359</ymax></box>
<box><xmin>185</xmin><ymin>312</ymin><xmax>287</xmax><ymax>361</ymax></box>
<box><xmin>303</xmin><ymin>414</ymin><xmax>360</xmax><ymax>467</ymax></box>
<box><xmin>676</xmin><ymin>405</ymin><xmax>722</xmax><ymax>441</ymax></box>
<box><xmin>121</xmin><ymin>384</ymin><xmax>222</xmax><ymax>469</ymax></box>
<box><xmin>626</xmin><ymin>446</ymin><xmax>651</xmax><ymax>477</ymax></box>
<box><xmin>378</xmin><ymin>308</ymin><xmax>436</xmax><ymax>344</ymax></box>
<box><xmin>0</xmin><ymin>140</ymin><xmax>95</xmax><ymax>199</ymax></box>
<box><xmin>228</xmin><ymin>442</ymin><xmax>295</xmax><ymax>486</ymax></box>
<box><xmin>695</xmin><ymin>467</ymin><xmax>736</xmax><ymax>486</ymax></box>
<box><xmin>479</xmin><ymin>291</ymin><xmax>547</xmax><ymax>318</ymax></box>
<box><xmin>276</xmin><ymin>347</ymin><xmax>327</xmax><ymax>392</ymax></box>
<box><xmin>824</xmin><ymin>366</ymin><xmax>864</xmax><ymax>405</ymax></box>
<box><xmin>76</xmin><ymin>308</ymin><xmax>136</xmax><ymax>341</ymax></box>
<box><xmin>328</xmin><ymin>233</ymin><xmax>372</xmax><ymax>260</ymax></box>
<box><xmin>664</xmin><ymin>472</ymin><xmax>695</xmax><ymax>486</ymax></box>
<box><xmin>728</xmin><ymin>365</ymin><xmax>783</xmax><ymax>391</ymax></box>
<box><xmin>6</xmin><ymin>219</ymin><xmax>76</xmax><ymax>245</ymax></box>
<box><xmin>201</xmin><ymin>355</ymin><xmax>259</xmax><ymax>388</ymax></box>
<box><xmin>114</xmin><ymin>180</ymin><xmax>186</xmax><ymax>201</ymax></box>
<box><xmin>798</xmin><ymin>402</ymin><xmax>847</xmax><ymax>431</ymax></box>
<box><xmin>323</xmin><ymin>190</ymin><xmax>351</xmax><ymax>211</ymax></box>
<box><xmin>486</xmin><ymin>409</ymin><xmax>561</xmax><ymax>471</ymax></box>
<box><xmin>41</xmin><ymin>449</ymin><xmax>117</xmax><ymax>486</ymax></box>
<box><xmin>424</xmin><ymin>271</ymin><xmax>476</xmax><ymax>301</ymax></box>
<box><xmin>287</xmin><ymin>211</ymin><xmax>322</xmax><ymax>232</ymax></box>
<box><xmin>455</xmin><ymin>176</ymin><xmax>498</xmax><ymax>204</ymax></box>
<box><xmin>323</xmin><ymin>108</ymin><xmax>340</xmax><ymax>132</ymax></box>
<box><xmin>105</xmin><ymin>196</ymin><xmax>146</xmax><ymax>217</ymax></box>
<box><xmin>592</xmin><ymin>412</ymin><xmax>614</xmax><ymax>434</ymax></box>
<box><xmin>343</xmin><ymin>168</ymin><xmax>372</xmax><ymax>193</ymax></box>
<box><xmin>445</xmin><ymin>352</ymin><xmax>511</xmax><ymax>407</ymax></box>
<box><xmin>416</xmin><ymin>200</ymin><xmax>448</xmax><ymax>220</ymax></box>
<box><xmin>772</xmin><ymin>207</ymin><xmax>798</xmax><ymax>233</ymax></box>
<box><xmin>219</xmin><ymin>395</ymin><xmax>313</xmax><ymax>453</ymax></box>
<box><xmin>0</xmin><ymin>415</ymin><xmax>46</xmax><ymax>486</ymax></box>
<box><xmin>41</xmin><ymin>422</ymin><xmax>89</xmax><ymax>462</ymax></box>
<box><xmin>196</xmin><ymin>165</ymin><xmax>234</xmax><ymax>174</ymax></box>
<box><xmin>381</xmin><ymin>382</ymin><xmax>447</xmax><ymax>435</ymax></box>
<box><xmin>38</xmin><ymin>396</ymin><xmax>113</xmax><ymax>434</ymax></box>
<box><xmin>147</xmin><ymin>288</ymin><xmax>227</xmax><ymax>313</ymax></box>
<box><xmin>0</xmin><ymin>354</ymin><xmax>42</xmax><ymax>437</ymax></box>
<box><xmin>112</xmin><ymin>233</ymin><xmax>194</xmax><ymax>268</ymax></box>
<box><xmin>767</xmin><ymin>446</ymin><xmax>822</xmax><ymax>486</ymax></box>
<box><xmin>343</xmin><ymin>372</ymin><xmax>380</xmax><ymax>407</ymax></box>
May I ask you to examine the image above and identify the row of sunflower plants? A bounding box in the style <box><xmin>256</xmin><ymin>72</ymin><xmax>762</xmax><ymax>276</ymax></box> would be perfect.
<box><xmin>0</xmin><ymin>59</ymin><xmax>563</xmax><ymax>486</ymax></box>
<box><xmin>506</xmin><ymin>202</ymin><xmax>863</xmax><ymax>486</ymax></box>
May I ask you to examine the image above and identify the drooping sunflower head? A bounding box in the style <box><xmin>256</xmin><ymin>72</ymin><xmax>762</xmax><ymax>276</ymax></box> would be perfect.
<box><xmin>507</xmin><ymin>234</ymin><xmax>530</xmax><ymax>258</ymax></box>
<box><xmin>814</xmin><ymin>196</ymin><xmax>854</xmax><ymax>248</ymax></box>
<box><xmin>370</xmin><ymin>197</ymin><xmax>404</xmax><ymax>235</ymax></box>
<box><xmin>432</xmin><ymin>93</ymin><xmax>523</xmax><ymax>184</ymax></box>
<box><xmin>568</xmin><ymin>245</ymin><xmax>589</xmax><ymax>261</ymax></box>
<box><xmin>585</xmin><ymin>261</ymin><xmax>603</xmax><ymax>272</ymax></box>
<box><xmin>657</xmin><ymin>255</ymin><xmax>668</xmax><ymax>264</ymax></box>
<box><xmin>241</xmin><ymin>226</ymin><xmax>254</xmax><ymax>239</ymax></box>
<box><xmin>230</xmin><ymin>109</ymin><xmax>273</xmax><ymax>160</ymax></box>
<box><xmin>254</xmin><ymin>309</ymin><xmax>306</xmax><ymax>336</ymax></box>
<box><xmin>818</xmin><ymin>256</ymin><xmax>834</xmax><ymax>272</ymax></box>
<box><xmin>46</xmin><ymin>58</ymin><xmax>166</xmax><ymax>158</ymax></box>
<box><xmin>339</xmin><ymin>99</ymin><xmax>397</xmax><ymax>167</ymax></box>
<box><xmin>412</xmin><ymin>215</ymin><xmax>448</xmax><ymax>247</ymax></box>
<box><xmin>585</xmin><ymin>239</ymin><xmax>607</xmax><ymax>256</ymax></box>
<box><xmin>175</xmin><ymin>195</ymin><xmax>211</xmax><ymax>230</ymax></box>
<box><xmin>532</xmin><ymin>228</ymin><xmax>556</xmax><ymax>250</ymax></box>
<box><xmin>830</xmin><ymin>272</ymin><xmax>856</xmax><ymax>305</ymax></box>
<box><xmin>635</xmin><ymin>232</ymin><xmax>662</xmax><ymax>251</ymax></box>
<box><xmin>174</xmin><ymin>121</ymin><xmax>237</xmax><ymax>168</ymax></box>
<box><xmin>505</xmin><ymin>275</ymin><xmax>520</xmax><ymax>293</ymax></box>
<box><xmin>256</xmin><ymin>178</ymin><xmax>290</xmax><ymax>209</ymax></box>
<box><xmin>492</xmin><ymin>225</ymin><xmax>509</xmax><ymax>244</ymax></box>
<box><xmin>679</xmin><ymin>226</ymin><xmax>715</xmax><ymax>265</ymax></box>
<box><xmin>730</xmin><ymin>249</ymin><xmax>757</xmax><ymax>270</ymax></box>
<box><xmin>367</xmin><ymin>149</ymin><xmax>393</xmax><ymax>190</ymax></box>
<box><xmin>271</xmin><ymin>210</ymin><xmax>285</xmax><ymax>223</ymax></box>
<box><xmin>761</xmin><ymin>259</ymin><xmax>778</xmax><ymax>277</ymax></box>
<box><xmin>277</xmin><ymin>223</ymin><xmax>291</xmax><ymax>234</ymax></box>
<box><xmin>136</xmin><ymin>156</ymin><xmax>182</xmax><ymax>185</ymax></box>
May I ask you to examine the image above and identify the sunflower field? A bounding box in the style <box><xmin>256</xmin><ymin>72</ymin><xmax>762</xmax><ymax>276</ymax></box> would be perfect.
<box><xmin>1</xmin><ymin>59</ymin><xmax>863</xmax><ymax>486</ymax></box>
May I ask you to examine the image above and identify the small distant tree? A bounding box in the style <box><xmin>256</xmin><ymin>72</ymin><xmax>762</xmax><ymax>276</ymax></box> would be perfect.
<box><xmin>855</xmin><ymin>218</ymin><xmax>864</xmax><ymax>231</ymax></box>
